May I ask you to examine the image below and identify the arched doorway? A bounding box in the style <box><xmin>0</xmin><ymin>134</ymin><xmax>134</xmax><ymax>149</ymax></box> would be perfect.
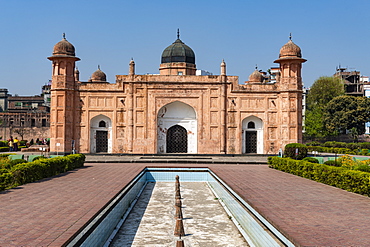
<box><xmin>90</xmin><ymin>115</ymin><xmax>112</xmax><ymax>153</ymax></box>
<box><xmin>157</xmin><ymin>101</ymin><xmax>197</xmax><ymax>154</ymax></box>
<box><xmin>242</xmin><ymin>116</ymin><xmax>263</xmax><ymax>154</ymax></box>
<box><xmin>166</xmin><ymin>125</ymin><xmax>188</xmax><ymax>153</ymax></box>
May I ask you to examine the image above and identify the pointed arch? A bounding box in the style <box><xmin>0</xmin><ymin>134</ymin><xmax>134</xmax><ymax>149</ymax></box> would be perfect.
<box><xmin>157</xmin><ymin>101</ymin><xmax>197</xmax><ymax>154</ymax></box>
<box><xmin>90</xmin><ymin>115</ymin><xmax>112</xmax><ymax>153</ymax></box>
<box><xmin>166</xmin><ymin>125</ymin><xmax>188</xmax><ymax>153</ymax></box>
<box><xmin>242</xmin><ymin>116</ymin><xmax>264</xmax><ymax>154</ymax></box>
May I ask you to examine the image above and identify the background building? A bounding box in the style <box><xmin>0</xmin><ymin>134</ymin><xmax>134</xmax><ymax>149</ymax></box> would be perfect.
<box><xmin>0</xmin><ymin>84</ymin><xmax>50</xmax><ymax>140</ymax></box>
<box><xmin>365</xmin><ymin>84</ymin><xmax>370</xmax><ymax>134</ymax></box>
<box><xmin>334</xmin><ymin>67</ymin><xmax>364</xmax><ymax>96</ymax></box>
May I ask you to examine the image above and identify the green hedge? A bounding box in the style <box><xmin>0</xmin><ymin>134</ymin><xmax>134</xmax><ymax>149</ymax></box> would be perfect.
<box><xmin>284</xmin><ymin>143</ymin><xmax>308</xmax><ymax>159</ymax></box>
<box><xmin>0</xmin><ymin>141</ymin><xmax>8</xmax><ymax>147</ymax></box>
<box><xmin>307</xmin><ymin>146</ymin><xmax>356</xmax><ymax>155</ymax></box>
<box><xmin>0</xmin><ymin>147</ymin><xmax>10</xmax><ymax>152</ymax></box>
<box><xmin>302</xmin><ymin>157</ymin><xmax>319</xmax><ymax>163</ymax></box>
<box><xmin>305</xmin><ymin>141</ymin><xmax>370</xmax><ymax>155</ymax></box>
<box><xmin>268</xmin><ymin>156</ymin><xmax>370</xmax><ymax>196</ymax></box>
<box><xmin>0</xmin><ymin>153</ymin><xmax>15</xmax><ymax>158</ymax></box>
<box><xmin>0</xmin><ymin>154</ymin><xmax>85</xmax><ymax>191</ymax></box>
<box><xmin>0</xmin><ymin>169</ymin><xmax>13</xmax><ymax>191</ymax></box>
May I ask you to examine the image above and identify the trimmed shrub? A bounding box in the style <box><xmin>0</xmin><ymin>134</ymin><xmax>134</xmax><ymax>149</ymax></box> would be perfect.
<box><xmin>0</xmin><ymin>153</ymin><xmax>15</xmax><ymax>158</ymax></box>
<box><xmin>358</xmin><ymin>149</ymin><xmax>369</xmax><ymax>156</ymax></box>
<box><xmin>0</xmin><ymin>170</ymin><xmax>12</xmax><ymax>191</ymax></box>
<box><xmin>306</xmin><ymin>146</ymin><xmax>324</xmax><ymax>152</ymax></box>
<box><xmin>323</xmin><ymin>141</ymin><xmax>336</xmax><ymax>148</ymax></box>
<box><xmin>9</xmin><ymin>159</ymin><xmax>27</xmax><ymax>166</ymax></box>
<box><xmin>10</xmin><ymin>154</ymin><xmax>85</xmax><ymax>188</ymax></box>
<box><xmin>334</xmin><ymin>142</ymin><xmax>347</xmax><ymax>148</ymax></box>
<box><xmin>305</xmin><ymin>142</ymin><xmax>370</xmax><ymax>156</ymax></box>
<box><xmin>354</xmin><ymin>165</ymin><xmax>370</xmax><ymax>173</ymax></box>
<box><xmin>32</xmin><ymin>156</ymin><xmax>44</xmax><ymax>162</ymax></box>
<box><xmin>19</xmin><ymin>140</ymin><xmax>27</xmax><ymax>146</ymax></box>
<box><xmin>324</xmin><ymin>141</ymin><xmax>347</xmax><ymax>148</ymax></box>
<box><xmin>346</xmin><ymin>143</ymin><xmax>360</xmax><ymax>150</ymax></box>
<box><xmin>284</xmin><ymin>143</ymin><xmax>308</xmax><ymax>160</ymax></box>
<box><xmin>306</xmin><ymin>141</ymin><xmax>321</xmax><ymax>146</ymax></box>
<box><xmin>0</xmin><ymin>147</ymin><xmax>10</xmax><ymax>152</ymax></box>
<box><xmin>307</xmin><ymin>146</ymin><xmax>356</xmax><ymax>155</ymax></box>
<box><xmin>268</xmin><ymin>157</ymin><xmax>370</xmax><ymax>196</ymax></box>
<box><xmin>2</xmin><ymin>159</ymin><xmax>27</xmax><ymax>170</ymax></box>
<box><xmin>302</xmin><ymin>157</ymin><xmax>319</xmax><ymax>163</ymax></box>
<box><xmin>0</xmin><ymin>141</ymin><xmax>8</xmax><ymax>147</ymax></box>
<box><xmin>324</xmin><ymin>160</ymin><xmax>341</xmax><ymax>167</ymax></box>
<box><xmin>359</xmin><ymin>142</ymin><xmax>370</xmax><ymax>149</ymax></box>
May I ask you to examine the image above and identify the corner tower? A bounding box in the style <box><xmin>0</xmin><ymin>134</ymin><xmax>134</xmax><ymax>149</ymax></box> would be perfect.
<box><xmin>274</xmin><ymin>35</ymin><xmax>306</xmax><ymax>90</ymax></box>
<box><xmin>48</xmin><ymin>34</ymin><xmax>80</xmax><ymax>154</ymax></box>
<box><xmin>274</xmin><ymin>35</ymin><xmax>306</xmax><ymax>144</ymax></box>
<box><xmin>159</xmin><ymin>30</ymin><xmax>196</xmax><ymax>75</ymax></box>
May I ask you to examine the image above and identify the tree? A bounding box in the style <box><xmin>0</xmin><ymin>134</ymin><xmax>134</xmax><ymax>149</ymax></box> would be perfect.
<box><xmin>324</xmin><ymin>96</ymin><xmax>370</xmax><ymax>138</ymax></box>
<box><xmin>306</xmin><ymin>76</ymin><xmax>345</xmax><ymax>108</ymax></box>
<box><xmin>13</xmin><ymin>128</ymin><xmax>28</xmax><ymax>141</ymax></box>
<box><xmin>304</xmin><ymin>107</ymin><xmax>328</xmax><ymax>138</ymax></box>
<box><xmin>305</xmin><ymin>76</ymin><xmax>345</xmax><ymax>139</ymax></box>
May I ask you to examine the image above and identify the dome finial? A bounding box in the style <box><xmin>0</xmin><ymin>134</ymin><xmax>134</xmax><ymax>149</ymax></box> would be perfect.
<box><xmin>177</xmin><ymin>28</ymin><xmax>180</xmax><ymax>39</ymax></box>
<box><xmin>278</xmin><ymin>35</ymin><xmax>302</xmax><ymax>58</ymax></box>
<box><xmin>90</xmin><ymin>65</ymin><xmax>107</xmax><ymax>82</ymax></box>
<box><xmin>52</xmin><ymin>33</ymin><xmax>77</xmax><ymax>57</ymax></box>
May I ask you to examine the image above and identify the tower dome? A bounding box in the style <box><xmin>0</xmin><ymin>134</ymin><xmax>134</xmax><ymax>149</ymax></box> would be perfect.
<box><xmin>249</xmin><ymin>69</ymin><xmax>264</xmax><ymax>82</ymax></box>
<box><xmin>90</xmin><ymin>66</ymin><xmax>107</xmax><ymax>82</ymax></box>
<box><xmin>161</xmin><ymin>30</ymin><xmax>195</xmax><ymax>64</ymax></box>
<box><xmin>279</xmin><ymin>39</ymin><xmax>302</xmax><ymax>58</ymax></box>
<box><xmin>53</xmin><ymin>33</ymin><xmax>76</xmax><ymax>57</ymax></box>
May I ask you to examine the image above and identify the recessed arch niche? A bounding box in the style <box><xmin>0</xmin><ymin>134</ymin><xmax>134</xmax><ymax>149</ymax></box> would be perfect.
<box><xmin>242</xmin><ymin>116</ymin><xmax>263</xmax><ymax>154</ymax></box>
<box><xmin>90</xmin><ymin>115</ymin><xmax>112</xmax><ymax>153</ymax></box>
<box><xmin>157</xmin><ymin>101</ymin><xmax>197</xmax><ymax>154</ymax></box>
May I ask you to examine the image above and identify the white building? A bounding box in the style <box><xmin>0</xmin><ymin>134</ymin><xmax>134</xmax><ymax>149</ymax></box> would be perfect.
<box><xmin>364</xmin><ymin>84</ymin><xmax>370</xmax><ymax>134</ymax></box>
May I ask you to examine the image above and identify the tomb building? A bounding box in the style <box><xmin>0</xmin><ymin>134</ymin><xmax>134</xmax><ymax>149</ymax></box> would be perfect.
<box><xmin>48</xmin><ymin>33</ymin><xmax>306</xmax><ymax>154</ymax></box>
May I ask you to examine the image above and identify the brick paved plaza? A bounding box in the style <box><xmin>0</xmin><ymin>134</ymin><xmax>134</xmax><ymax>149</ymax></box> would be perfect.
<box><xmin>1</xmin><ymin>160</ymin><xmax>370</xmax><ymax>246</ymax></box>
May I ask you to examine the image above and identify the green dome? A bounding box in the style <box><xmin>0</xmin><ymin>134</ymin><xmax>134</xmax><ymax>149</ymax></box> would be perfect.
<box><xmin>161</xmin><ymin>38</ymin><xmax>195</xmax><ymax>64</ymax></box>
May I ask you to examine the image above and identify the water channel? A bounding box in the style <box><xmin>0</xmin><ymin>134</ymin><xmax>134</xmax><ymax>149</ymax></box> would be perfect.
<box><xmin>67</xmin><ymin>168</ymin><xmax>294</xmax><ymax>247</ymax></box>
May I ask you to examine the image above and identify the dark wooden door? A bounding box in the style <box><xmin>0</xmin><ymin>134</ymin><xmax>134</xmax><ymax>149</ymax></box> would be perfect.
<box><xmin>96</xmin><ymin>130</ymin><xmax>108</xmax><ymax>152</ymax></box>
<box><xmin>166</xmin><ymin>125</ymin><xmax>187</xmax><ymax>153</ymax></box>
<box><xmin>245</xmin><ymin>131</ymin><xmax>257</xmax><ymax>153</ymax></box>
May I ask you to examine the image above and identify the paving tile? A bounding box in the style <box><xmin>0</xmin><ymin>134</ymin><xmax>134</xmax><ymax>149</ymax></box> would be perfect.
<box><xmin>1</xmin><ymin>160</ymin><xmax>370</xmax><ymax>246</ymax></box>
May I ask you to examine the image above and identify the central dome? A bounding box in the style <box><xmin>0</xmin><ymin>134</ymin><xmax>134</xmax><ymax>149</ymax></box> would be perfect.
<box><xmin>161</xmin><ymin>33</ymin><xmax>195</xmax><ymax>64</ymax></box>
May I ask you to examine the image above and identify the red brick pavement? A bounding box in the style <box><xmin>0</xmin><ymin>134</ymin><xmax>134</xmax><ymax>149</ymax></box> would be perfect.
<box><xmin>0</xmin><ymin>163</ymin><xmax>146</xmax><ymax>246</ymax></box>
<box><xmin>210</xmin><ymin>165</ymin><xmax>370</xmax><ymax>247</ymax></box>
<box><xmin>1</xmin><ymin>163</ymin><xmax>370</xmax><ymax>246</ymax></box>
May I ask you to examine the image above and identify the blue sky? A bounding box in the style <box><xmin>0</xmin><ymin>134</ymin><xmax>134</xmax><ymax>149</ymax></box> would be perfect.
<box><xmin>1</xmin><ymin>0</ymin><xmax>369</xmax><ymax>95</ymax></box>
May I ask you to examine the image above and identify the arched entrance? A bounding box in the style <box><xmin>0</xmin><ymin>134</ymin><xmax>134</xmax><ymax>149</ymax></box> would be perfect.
<box><xmin>242</xmin><ymin>116</ymin><xmax>263</xmax><ymax>154</ymax></box>
<box><xmin>166</xmin><ymin>125</ymin><xmax>188</xmax><ymax>153</ymax></box>
<box><xmin>157</xmin><ymin>101</ymin><xmax>197</xmax><ymax>154</ymax></box>
<box><xmin>90</xmin><ymin>115</ymin><xmax>112</xmax><ymax>153</ymax></box>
